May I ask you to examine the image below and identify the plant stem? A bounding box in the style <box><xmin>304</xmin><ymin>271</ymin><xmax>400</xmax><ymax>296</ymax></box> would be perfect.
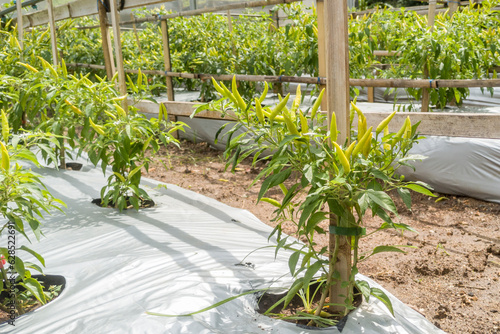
<box><xmin>307</xmin><ymin>233</ymin><xmax>340</xmax><ymax>327</ymax></box>
<box><xmin>0</xmin><ymin>266</ymin><xmax>24</xmax><ymax>315</ymax></box>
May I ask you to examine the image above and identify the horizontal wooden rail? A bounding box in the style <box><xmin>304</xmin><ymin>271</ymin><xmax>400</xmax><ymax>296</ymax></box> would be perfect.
<box><xmin>132</xmin><ymin>99</ymin><xmax>500</xmax><ymax>139</ymax></box>
<box><xmin>14</xmin><ymin>0</ymin><xmax>175</xmax><ymax>28</ymax></box>
<box><xmin>66</xmin><ymin>63</ymin><xmax>500</xmax><ymax>88</ymax></box>
<box><xmin>120</xmin><ymin>0</ymin><xmax>300</xmax><ymax>26</ymax></box>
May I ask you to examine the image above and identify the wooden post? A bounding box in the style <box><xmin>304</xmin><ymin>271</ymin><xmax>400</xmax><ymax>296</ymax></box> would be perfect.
<box><xmin>98</xmin><ymin>0</ymin><xmax>115</xmax><ymax>80</ymax></box>
<box><xmin>316</xmin><ymin>0</ymin><xmax>327</xmax><ymax>111</ymax></box>
<box><xmin>160</xmin><ymin>18</ymin><xmax>177</xmax><ymax>138</ymax></box>
<box><xmin>367</xmin><ymin>87</ymin><xmax>375</xmax><ymax>102</ymax></box>
<box><xmin>47</xmin><ymin>0</ymin><xmax>58</xmax><ymax>67</ymax></box>
<box><xmin>160</xmin><ymin>19</ymin><xmax>175</xmax><ymax>101</ymax></box>
<box><xmin>16</xmin><ymin>0</ymin><xmax>23</xmax><ymax>50</ymax></box>
<box><xmin>227</xmin><ymin>10</ymin><xmax>237</xmax><ymax>58</ymax></box>
<box><xmin>131</xmin><ymin>14</ymin><xmax>143</xmax><ymax>55</ymax></box>
<box><xmin>421</xmin><ymin>0</ymin><xmax>437</xmax><ymax>112</ymax></box>
<box><xmin>109</xmin><ymin>0</ymin><xmax>128</xmax><ymax>109</ymax></box>
<box><xmin>447</xmin><ymin>0</ymin><xmax>459</xmax><ymax>15</ymax></box>
<box><xmin>325</xmin><ymin>0</ymin><xmax>351</xmax><ymax>315</ymax></box>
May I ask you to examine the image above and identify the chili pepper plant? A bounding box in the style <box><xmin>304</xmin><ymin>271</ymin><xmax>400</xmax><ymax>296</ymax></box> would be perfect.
<box><xmin>203</xmin><ymin>77</ymin><xmax>435</xmax><ymax>327</ymax></box>
<box><xmin>0</xmin><ymin>110</ymin><xmax>65</xmax><ymax>316</ymax></box>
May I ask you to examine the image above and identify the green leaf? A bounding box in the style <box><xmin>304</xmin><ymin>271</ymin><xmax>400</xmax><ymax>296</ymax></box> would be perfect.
<box><xmin>113</xmin><ymin>172</ymin><xmax>126</xmax><ymax>183</ymax></box>
<box><xmin>288</xmin><ymin>251</ymin><xmax>301</xmax><ymax>277</ymax></box>
<box><xmin>371</xmin><ymin>245</ymin><xmax>407</xmax><ymax>256</ymax></box>
<box><xmin>257</xmin><ymin>168</ymin><xmax>291</xmax><ymax>202</ymax></box>
<box><xmin>404</xmin><ymin>183</ymin><xmax>435</xmax><ymax>197</ymax></box>
<box><xmin>20</xmin><ymin>278</ymin><xmax>47</xmax><ymax>304</ymax></box>
<box><xmin>146</xmin><ymin>288</ymin><xmax>269</xmax><ymax>317</ymax></box>
<box><xmin>397</xmin><ymin>188</ymin><xmax>412</xmax><ymax>209</ymax></box>
<box><xmin>14</xmin><ymin>256</ymin><xmax>27</xmax><ymax>279</ymax></box>
<box><xmin>302</xmin><ymin>260</ymin><xmax>323</xmax><ymax>290</ymax></box>
<box><xmin>355</xmin><ymin>280</ymin><xmax>371</xmax><ymax>302</ymax></box>
<box><xmin>283</xmin><ymin>278</ymin><xmax>304</xmax><ymax>309</ymax></box>
<box><xmin>366</xmin><ymin>189</ymin><xmax>398</xmax><ymax>214</ymax></box>
<box><xmin>127</xmin><ymin>163</ymin><xmax>145</xmax><ymax>181</ymax></box>
<box><xmin>371</xmin><ymin>287</ymin><xmax>394</xmax><ymax>317</ymax></box>
<box><xmin>19</xmin><ymin>245</ymin><xmax>45</xmax><ymax>267</ymax></box>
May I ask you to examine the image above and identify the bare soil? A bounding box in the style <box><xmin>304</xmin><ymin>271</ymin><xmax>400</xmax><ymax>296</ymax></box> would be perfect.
<box><xmin>145</xmin><ymin>139</ymin><xmax>500</xmax><ymax>334</ymax></box>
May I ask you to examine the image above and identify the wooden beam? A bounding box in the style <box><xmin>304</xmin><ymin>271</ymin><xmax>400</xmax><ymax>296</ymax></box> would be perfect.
<box><xmin>447</xmin><ymin>0</ymin><xmax>460</xmax><ymax>15</ymax></box>
<box><xmin>133</xmin><ymin>98</ymin><xmax>500</xmax><ymax>139</ymax></box>
<box><xmin>97</xmin><ymin>1</ymin><xmax>114</xmax><ymax>79</ymax></box>
<box><xmin>65</xmin><ymin>63</ymin><xmax>500</xmax><ymax>88</ymax></box>
<box><xmin>324</xmin><ymin>0</ymin><xmax>351</xmax><ymax>316</ymax></box>
<box><xmin>160</xmin><ymin>19</ymin><xmax>174</xmax><ymax>102</ymax></box>
<box><xmin>316</xmin><ymin>0</ymin><xmax>327</xmax><ymax>112</ymax></box>
<box><xmin>131</xmin><ymin>14</ymin><xmax>143</xmax><ymax>55</ymax></box>
<box><xmin>47</xmin><ymin>0</ymin><xmax>58</xmax><ymax>66</ymax></box>
<box><xmin>355</xmin><ymin>111</ymin><xmax>500</xmax><ymax>139</ymax></box>
<box><xmin>120</xmin><ymin>0</ymin><xmax>302</xmax><ymax>26</ymax></box>
<box><xmin>373</xmin><ymin>50</ymin><xmax>401</xmax><ymax>57</ymax></box>
<box><xmin>421</xmin><ymin>0</ymin><xmax>437</xmax><ymax>112</ymax></box>
<box><xmin>109</xmin><ymin>0</ymin><xmax>127</xmax><ymax>109</ymax></box>
<box><xmin>16</xmin><ymin>0</ymin><xmax>23</xmax><ymax>49</ymax></box>
<box><xmin>17</xmin><ymin>0</ymin><xmax>175</xmax><ymax>28</ymax></box>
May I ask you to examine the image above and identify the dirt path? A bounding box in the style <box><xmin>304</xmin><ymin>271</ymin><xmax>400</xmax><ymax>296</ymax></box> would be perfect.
<box><xmin>145</xmin><ymin>140</ymin><xmax>500</xmax><ymax>334</ymax></box>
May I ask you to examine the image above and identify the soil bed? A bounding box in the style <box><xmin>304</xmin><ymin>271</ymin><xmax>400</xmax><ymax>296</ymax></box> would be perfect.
<box><xmin>145</xmin><ymin>139</ymin><xmax>500</xmax><ymax>334</ymax></box>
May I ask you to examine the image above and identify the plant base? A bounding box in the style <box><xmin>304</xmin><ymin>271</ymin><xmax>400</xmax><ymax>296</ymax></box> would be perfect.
<box><xmin>0</xmin><ymin>274</ymin><xmax>66</xmax><ymax>324</ymax></box>
<box><xmin>91</xmin><ymin>197</ymin><xmax>155</xmax><ymax>209</ymax></box>
<box><xmin>256</xmin><ymin>283</ymin><xmax>362</xmax><ymax>330</ymax></box>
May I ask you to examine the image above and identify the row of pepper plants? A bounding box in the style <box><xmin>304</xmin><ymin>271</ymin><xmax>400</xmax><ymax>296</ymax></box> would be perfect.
<box><xmin>0</xmin><ymin>25</ymin><xmax>184</xmax><ymax>317</ymax></box>
<box><xmin>24</xmin><ymin>0</ymin><xmax>499</xmax><ymax>109</ymax></box>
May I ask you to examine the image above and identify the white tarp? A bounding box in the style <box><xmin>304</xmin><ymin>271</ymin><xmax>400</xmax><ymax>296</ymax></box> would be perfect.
<box><xmin>0</xmin><ymin>159</ymin><xmax>445</xmax><ymax>333</ymax></box>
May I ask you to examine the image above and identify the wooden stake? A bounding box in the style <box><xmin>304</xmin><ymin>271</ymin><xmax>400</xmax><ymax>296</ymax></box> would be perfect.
<box><xmin>98</xmin><ymin>0</ymin><xmax>114</xmax><ymax>80</ymax></box>
<box><xmin>325</xmin><ymin>0</ymin><xmax>351</xmax><ymax>315</ymax></box>
<box><xmin>160</xmin><ymin>19</ymin><xmax>175</xmax><ymax>102</ymax></box>
<box><xmin>109</xmin><ymin>0</ymin><xmax>128</xmax><ymax>109</ymax></box>
<box><xmin>422</xmin><ymin>0</ymin><xmax>437</xmax><ymax>112</ymax></box>
<box><xmin>316</xmin><ymin>0</ymin><xmax>327</xmax><ymax>111</ymax></box>
<box><xmin>47</xmin><ymin>0</ymin><xmax>58</xmax><ymax>66</ymax></box>
<box><xmin>447</xmin><ymin>0</ymin><xmax>459</xmax><ymax>15</ymax></box>
<box><xmin>131</xmin><ymin>14</ymin><xmax>143</xmax><ymax>54</ymax></box>
<box><xmin>16</xmin><ymin>0</ymin><xmax>23</xmax><ymax>50</ymax></box>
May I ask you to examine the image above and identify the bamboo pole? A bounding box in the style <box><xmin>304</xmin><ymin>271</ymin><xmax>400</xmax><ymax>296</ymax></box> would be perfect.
<box><xmin>421</xmin><ymin>0</ymin><xmax>437</xmax><ymax>112</ymax></box>
<box><xmin>316</xmin><ymin>0</ymin><xmax>327</xmax><ymax>111</ymax></box>
<box><xmin>16</xmin><ymin>0</ymin><xmax>23</xmax><ymax>50</ymax></box>
<box><xmin>227</xmin><ymin>10</ymin><xmax>237</xmax><ymax>62</ymax></box>
<box><xmin>131</xmin><ymin>14</ymin><xmax>143</xmax><ymax>55</ymax></box>
<box><xmin>447</xmin><ymin>0</ymin><xmax>460</xmax><ymax>15</ymax></box>
<box><xmin>98</xmin><ymin>0</ymin><xmax>114</xmax><ymax>79</ymax></box>
<box><xmin>325</xmin><ymin>0</ymin><xmax>351</xmax><ymax>316</ymax></box>
<box><xmin>109</xmin><ymin>0</ymin><xmax>128</xmax><ymax>109</ymax></box>
<box><xmin>120</xmin><ymin>0</ymin><xmax>302</xmax><ymax>26</ymax></box>
<box><xmin>64</xmin><ymin>63</ymin><xmax>500</xmax><ymax>88</ymax></box>
<box><xmin>160</xmin><ymin>19</ymin><xmax>174</xmax><ymax>101</ymax></box>
<box><xmin>47</xmin><ymin>0</ymin><xmax>58</xmax><ymax>66</ymax></box>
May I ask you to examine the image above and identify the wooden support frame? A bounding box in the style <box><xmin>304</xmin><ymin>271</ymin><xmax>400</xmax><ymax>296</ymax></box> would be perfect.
<box><xmin>16</xmin><ymin>0</ymin><xmax>23</xmax><ymax>49</ymax></box>
<box><xmin>160</xmin><ymin>19</ymin><xmax>175</xmax><ymax>102</ymax></box>
<box><xmin>324</xmin><ymin>0</ymin><xmax>351</xmax><ymax>315</ymax></box>
<box><xmin>97</xmin><ymin>1</ymin><xmax>114</xmax><ymax>79</ymax></box>
<box><xmin>47</xmin><ymin>0</ymin><xmax>58</xmax><ymax>66</ymax></box>
<box><xmin>109</xmin><ymin>0</ymin><xmax>127</xmax><ymax>109</ymax></box>
<box><xmin>316</xmin><ymin>0</ymin><xmax>327</xmax><ymax>111</ymax></box>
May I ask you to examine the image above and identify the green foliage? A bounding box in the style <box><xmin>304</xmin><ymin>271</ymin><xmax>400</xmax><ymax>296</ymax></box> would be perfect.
<box><xmin>0</xmin><ymin>116</ymin><xmax>65</xmax><ymax>315</ymax></box>
<box><xmin>205</xmin><ymin>77</ymin><xmax>435</xmax><ymax>325</ymax></box>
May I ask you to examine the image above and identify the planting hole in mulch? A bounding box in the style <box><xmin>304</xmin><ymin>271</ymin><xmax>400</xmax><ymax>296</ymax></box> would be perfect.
<box><xmin>0</xmin><ymin>275</ymin><xmax>66</xmax><ymax>324</ymax></box>
<box><xmin>62</xmin><ymin>162</ymin><xmax>83</xmax><ymax>171</ymax></box>
<box><xmin>256</xmin><ymin>283</ymin><xmax>362</xmax><ymax>330</ymax></box>
<box><xmin>91</xmin><ymin>197</ymin><xmax>155</xmax><ymax>209</ymax></box>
